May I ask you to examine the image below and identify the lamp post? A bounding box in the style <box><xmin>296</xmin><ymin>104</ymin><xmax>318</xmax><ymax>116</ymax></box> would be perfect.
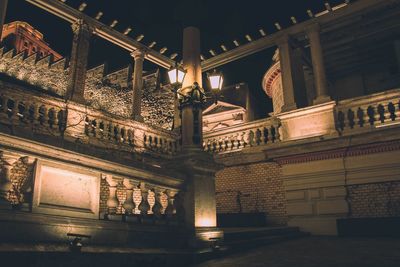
<box><xmin>168</xmin><ymin>65</ymin><xmax>187</xmax><ymax>92</ymax></box>
<box><xmin>207</xmin><ymin>70</ymin><xmax>224</xmax><ymax>104</ymax></box>
<box><xmin>167</xmin><ymin>65</ymin><xmax>186</xmax><ymax>130</ymax></box>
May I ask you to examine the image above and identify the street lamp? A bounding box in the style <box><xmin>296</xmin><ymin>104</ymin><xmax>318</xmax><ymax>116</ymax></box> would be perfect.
<box><xmin>168</xmin><ymin>65</ymin><xmax>186</xmax><ymax>90</ymax></box>
<box><xmin>208</xmin><ymin>70</ymin><xmax>224</xmax><ymax>103</ymax></box>
<box><xmin>168</xmin><ymin>65</ymin><xmax>186</xmax><ymax>130</ymax></box>
<box><xmin>208</xmin><ymin>69</ymin><xmax>224</xmax><ymax>90</ymax></box>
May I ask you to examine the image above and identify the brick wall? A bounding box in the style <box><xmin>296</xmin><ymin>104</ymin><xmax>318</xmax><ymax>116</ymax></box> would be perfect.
<box><xmin>215</xmin><ymin>162</ymin><xmax>287</xmax><ymax>225</ymax></box>
<box><xmin>348</xmin><ymin>181</ymin><xmax>400</xmax><ymax>218</ymax></box>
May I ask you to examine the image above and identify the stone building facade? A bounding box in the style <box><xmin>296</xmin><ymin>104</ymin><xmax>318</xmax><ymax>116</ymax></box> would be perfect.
<box><xmin>1</xmin><ymin>21</ymin><xmax>62</xmax><ymax>60</ymax></box>
<box><xmin>0</xmin><ymin>43</ymin><xmax>175</xmax><ymax>129</ymax></box>
<box><xmin>0</xmin><ymin>0</ymin><xmax>399</xmax><ymax>255</ymax></box>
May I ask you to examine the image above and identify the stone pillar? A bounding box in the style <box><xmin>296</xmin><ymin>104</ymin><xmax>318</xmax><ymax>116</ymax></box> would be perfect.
<box><xmin>131</xmin><ymin>49</ymin><xmax>145</xmax><ymax>122</ymax></box>
<box><xmin>174</xmin><ymin>26</ymin><xmax>223</xmax><ymax>248</ymax></box>
<box><xmin>307</xmin><ymin>24</ymin><xmax>331</xmax><ymax>105</ymax></box>
<box><xmin>181</xmin><ymin>26</ymin><xmax>203</xmax><ymax>147</ymax></box>
<box><xmin>0</xmin><ymin>0</ymin><xmax>8</xmax><ymax>41</ymax></box>
<box><xmin>276</xmin><ymin>34</ymin><xmax>297</xmax><ymax>112</ymax></box>
<box><xmin>66</xmin><ymin>20</ymin><xmax>92</xmax><ymax>104</ymax></box>
<box><xmin>292</xmin><ymin>48</ymin><xmax>309</xmax><ymax>108</ymax></box>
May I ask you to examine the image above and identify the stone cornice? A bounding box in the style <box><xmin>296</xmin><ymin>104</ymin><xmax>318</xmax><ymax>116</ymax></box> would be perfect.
<box><xmin>0</xmin><ymin>133</ymin><xmax>184</xmax><ymax>189</ymax></box>
<box><xmin>275</xmin><ymin>140</ymin><xmax>400</xmax><ymax>165</ymax></box>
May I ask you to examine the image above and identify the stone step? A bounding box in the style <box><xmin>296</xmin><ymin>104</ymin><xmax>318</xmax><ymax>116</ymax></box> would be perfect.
<box><xmin>222</xmin><ymin>226</ymin><xmax>302</xmax><ymax>242</ymax></box>
<box><xmin>224</xmin><ymin>231</ymin><xmax>309</xmax><ymax>248</ymax></box>
<box><xmin>194</xmin><ymin>227</ymin><xmax>309</xmax><ymax>263</ymax></box>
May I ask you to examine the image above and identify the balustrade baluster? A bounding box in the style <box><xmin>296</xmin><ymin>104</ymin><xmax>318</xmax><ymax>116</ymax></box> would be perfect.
<box><xmin>165</xmin><ymin>190</ymin><xmax>176</xmax><ymax>217</ymax></box>
<box><xmin>105</xmin><ymin>175</ymin><xmax>118</xmax><ymax>215</ymax></box>
<box><xmin>377</xmin><ymin>104</ymin><xmax>385</xmax><ymax>123</ymax></box>
<box><xmin>127</xmin><ymin>129</ymin><xmax>134</xmax><ymax>146</ymax></box>
<box><xmin>0</xmin><ymin>96</ymin><xmax>8</xmax><ymax>122</ymax></box>
<box><xmin>16</xmin><ymin>102</ymin><xmax>26</xmax><ymax>124</ymax></box>
<box><xmin>152</xmin><ymin>188</ymin><xmax>163</xmax><ymax>218</ymax></box>
<box><xmin>388</xmin><ymin>102</ymin><xmax>396</xmax><ymax>121</ymax></box>
<box><xmin>133</xmin><ymin>186</ymin><xmax>142</xmax><ymax>214</ymax></box>
<box><xmin>27</xmin><ymin>104</ymin><xmax>35</xmax><ymax>124</ymax></box>
<box><xmin>107</xmin><ymin>122</ymin><xmax>113</xmax><ymax>141</ymax></box>
<box><xmin>113</xmin><ymin>125</ymin><xmax>120</xmax><ymax>142</ymax></box>
<box><xmin>47</xmin><ymin>108</ymin><xmax>56</xmax><ymax>129</ymax></box>
<box><xmin>120</xmin><ymin>127</ymin><xmax>126</xmax><ymax>144</ymax></box>
<box><xmin>347</xmin><ymin>109</ymin><xmax>355</xmax><ymax>129</ymax></box>
<box><xmin>259</xmin><ymin>127</ymin><xmax>266</xmax><ymax>144</ymax></box>
<box><xmin>57</xmin><ymin>110</ymin><xmax>66</xmax><ymax>132</ymax></box>
<box><xmin>263</xmin><ymin>127</ymin><xmax>270</xmax><ymax>143</ymax></box>
<box><xmin>138</xmin><ymin>182</ymin><xmax>150</xmax><ymax>216</ymax></box>
<box><xmin>122</xmin><ymin>179</ymin><xmax>135</xmax><ymax>215</ymax></box>
<box><xmin>356</xmin><ymin>107</ymin><xmax>365</xmax><ymax>127</ymax></box>
<box><xmin>366</xmin><ymin>106</ymin><xmax>375</xmax><ymax>126</ymax></box>
<box><xmin>147</xmin><ymin>189</ymin><xmax>156</xmax><ymax>215</ymax></box>
<box><xmin>156</xmin><ymin>137</ymin><xmax>162</xmax><ymax>151</ymax></box>
<box><xmin>90</xmin><ymin>120</ymin><xmax>97</xmax><ymax>137</ymax></box>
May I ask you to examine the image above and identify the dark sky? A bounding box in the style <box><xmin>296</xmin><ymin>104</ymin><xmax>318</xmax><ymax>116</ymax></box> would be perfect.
<box><xmin>4</xmin><ymin>0</ymin><xmax>347</xmax><ymax>116</ymax></box>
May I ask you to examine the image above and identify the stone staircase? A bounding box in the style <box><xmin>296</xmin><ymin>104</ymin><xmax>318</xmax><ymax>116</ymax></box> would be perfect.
<box><xmin>194</xmin><ymin>226</ymin><xmax>309</xmax><ymax>263</ymax></box>
<box><xmin>222</xmin><ymin>226</ymin><xmax>309</xmax><ymax>251</ymax></box>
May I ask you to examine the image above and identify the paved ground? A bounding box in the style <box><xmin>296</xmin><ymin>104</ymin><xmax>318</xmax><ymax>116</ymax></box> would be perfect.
<box><xmin>193</xmin><ymin>237</ymin><xmax>400</xmax><ymax>267</ymax></box>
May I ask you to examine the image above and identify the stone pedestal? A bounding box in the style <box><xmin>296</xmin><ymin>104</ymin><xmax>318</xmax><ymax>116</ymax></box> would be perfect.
<box><xmin>277</xmin><ymin>101</ymin><xmax>337</xmax><ymax>141</ymax></box>
<box><xmin>174</xmin><ymin>147</ymin><xmax>223</xmax><ymax>248</ymax></box>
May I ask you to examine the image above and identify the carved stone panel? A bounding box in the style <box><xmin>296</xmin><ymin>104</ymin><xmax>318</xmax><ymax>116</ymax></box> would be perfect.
<box><xmin>32</xmin><ymin>159</ymin><xmax>100</xmax><ymax>219</ymax></box>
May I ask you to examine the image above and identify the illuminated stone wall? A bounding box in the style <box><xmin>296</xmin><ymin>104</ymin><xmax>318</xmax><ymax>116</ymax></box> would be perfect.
<box><xmin>215</xmin><ymin>162</ymin><xmax>287</xmax><ymax>225</ymax></box>
<box><xmin>0</xmin><ymin>48</ymin><xmax>174</xmax><ymax>129</ymax></box>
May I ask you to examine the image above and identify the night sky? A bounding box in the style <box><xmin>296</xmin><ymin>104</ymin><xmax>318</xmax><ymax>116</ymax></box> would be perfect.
<box><xmin>4</xmin><ymin>0</ymin><xmax>348</xmax><ymax>117</ymax></box>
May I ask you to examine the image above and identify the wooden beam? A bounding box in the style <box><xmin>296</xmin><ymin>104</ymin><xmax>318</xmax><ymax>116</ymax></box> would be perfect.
<box><xmin>201</xmin><ymin>0</ymin><xmax>395</xmax><ymax>72</ymax></box>
<box><xmin>25</xmin><ymin>0</ymin><xmax>176</xmax><ymax>69</ymax></box>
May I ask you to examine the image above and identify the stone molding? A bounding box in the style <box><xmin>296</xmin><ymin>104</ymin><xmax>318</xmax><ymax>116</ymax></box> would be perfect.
<box><xmin>276</xmin><ymin>140</ymin><xmax>400</xmax><ymax>165</ymax></box>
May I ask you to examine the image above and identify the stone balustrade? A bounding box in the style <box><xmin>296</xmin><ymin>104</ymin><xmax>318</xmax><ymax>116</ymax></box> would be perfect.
<box><xmin>102</xmin><ymin>175</ymin><xmax>183</xmax><ymax>224</ymax></box>
<box><xmin>0</xmin><ymin>78</ymin><xmax>179</xmax><ymax>156</ymax></box>
<box><xmin>204</xmin><ymin>88</ymin><xmax>400</xmax><ymax>154</ymax></box>
<box><xmin>0</xmin><ymin>148</ymin><xmax>184</xmax><ymax>225</ymax></box>
<box><xmin>203</xmin><ymin>117</ymin><xmax>281</xmax><ymax>153</ymax></box>
<box><xmin>336</xmin><ymin>88</ymin><xmax>400</xmax><ymax>134</ymax></box>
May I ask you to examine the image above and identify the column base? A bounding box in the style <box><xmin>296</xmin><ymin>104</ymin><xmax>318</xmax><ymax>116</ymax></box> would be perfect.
<box><xmin>132</xmin><ymin>115</ymin><xmax>144</xmax><ymax>122</ymax></box>
<box><xmin>70</xmin><ymin>95</ymin><xmax>86</xmax><ymax>105</ymax></box>
<box><xmin>280</xmin><ymin>103</ymin><xmax>298</xmax><ymax>113</ymax></box>
<box><xmin>313</xmin><ymin>95</ymin><xmax>332</xmax><ymax>105</ymax></box>
<box><xmin>186</xmin><ymin>227</ymin><xmax>224</xmax><ymax>249</ymax></box>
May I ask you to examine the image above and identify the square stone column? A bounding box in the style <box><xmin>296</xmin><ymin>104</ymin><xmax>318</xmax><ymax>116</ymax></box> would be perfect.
<box><xmin>0</xmin><ymin>0</ymin><xmax>8</xmax><ymax>41</ymax></box>
<box><xmin>131</xmin><ymin>49</ymin><xmax>145</xmax><ymax>122</ymax></box>
<box><xmin>276</xmin><ymin>34</ymin><xmax>298</xmax><ymax>112</ymax></box>
<box><xmin>66</xmin><ymin>20</ymin><xmax>93</xmax><ymax>104</ymax></box>
<box><xmin>306</xmin><ymin>24</ymin><xmax>331</xmax><ymax>105</ymax></box>
<box><xmin>173</xmin><ymin>147</ymin><xmax>223</xmax><ymax>248</ymax></box>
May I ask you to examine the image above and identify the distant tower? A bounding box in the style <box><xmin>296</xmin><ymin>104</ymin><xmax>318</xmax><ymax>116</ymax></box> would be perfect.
<box><xmin>1</xmin><ymin>21</ymin><xmax>62</xmax><ymax>60</ymax></box>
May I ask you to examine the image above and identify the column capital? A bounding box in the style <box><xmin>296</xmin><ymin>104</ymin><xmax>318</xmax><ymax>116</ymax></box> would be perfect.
<box><xmin>275</xmin><ymin>33</ymin><xmax>291</xmax><ymax>46</ymax></box>
<box><xmin>305</xmin><ymin>23</ymin><xmax>321</xmax><ymax>34</ymax></box>
<box><xmin>131</xmin><ymin>49</ymin><xmax>145</xmax><ymax>61</ymax></box>
<box><xmin>71</xmin><ymin>19</ymin><xmax>93</xmax><ymax>37</ymax></box>
<box><xmin>0</xmin><ymin>151</ymin><xmax>19</xmax><ymax>166</ymax></box>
